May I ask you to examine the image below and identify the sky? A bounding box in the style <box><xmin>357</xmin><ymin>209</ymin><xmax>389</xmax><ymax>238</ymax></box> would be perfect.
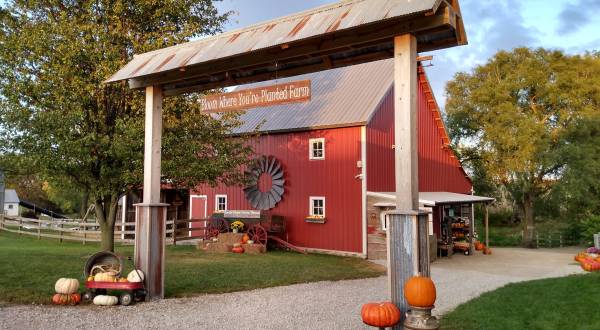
<box><xmin>215</xmin><ymin>0</ymin><xmax>600</xmax><ymax>108</ymax></box>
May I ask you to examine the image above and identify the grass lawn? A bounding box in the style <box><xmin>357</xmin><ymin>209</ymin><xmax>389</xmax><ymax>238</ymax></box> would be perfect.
<box><xmin>0</xmin><ymin>231</ymin><xmax>384</xmax><ymax>305</ymax></box>
<box><xmin>442</xmin><ymin>273</ymin><xmax>600</xmax><ymax>330</ymax></box>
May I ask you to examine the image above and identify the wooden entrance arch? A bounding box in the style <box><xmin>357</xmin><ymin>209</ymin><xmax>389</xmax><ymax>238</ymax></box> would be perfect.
<box><xmin>107</xmin><ymin>0</ymin><xmax>467</xmax><ymax>317</ymax></box>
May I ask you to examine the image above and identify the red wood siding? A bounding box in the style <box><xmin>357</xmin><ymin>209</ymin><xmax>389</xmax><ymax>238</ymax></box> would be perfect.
<box><xmin>193</xmin><ymin>127</ymin><xmax>364</xmax><ymax>253</ymax></box>
<box><xmin>367</xmin><ymin>69</ymin><xmax>472</xmax><ymax>194</ymax></box>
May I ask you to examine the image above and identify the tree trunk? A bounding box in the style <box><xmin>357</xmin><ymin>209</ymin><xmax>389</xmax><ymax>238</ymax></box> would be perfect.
<box><xmin>99</xmin><ymin>221</ymin><xmax>115</xmax><ymax>252</ymax></box>
<box><xmin>95</xmin><ymin>194</ymin><xmax>119</xmax><ymax>252</ymax></box>
<box><xmin>521</xmin><ymin>192</ymin><xmax>535</xmax><ymax>248</ymax></box>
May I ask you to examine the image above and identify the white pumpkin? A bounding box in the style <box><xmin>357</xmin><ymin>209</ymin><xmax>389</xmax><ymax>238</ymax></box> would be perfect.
<box><xmin>54</xmin><ymin>278</ymin><xmax>79</xmax><ymax>294</ymax></box>
<box><xmin>127</xmin><ymin>269</ymin><xmax>145</xmax><ymax>283</ymax></box>
<box><xmin>94</xmin><ymin>272</ymin><xmax>116</xmax><ymax>282</ymax></box>
<box><xmin>93</xmin><ymin>295</ymin><xmax>118</xmax><ymax>306</ymax></box>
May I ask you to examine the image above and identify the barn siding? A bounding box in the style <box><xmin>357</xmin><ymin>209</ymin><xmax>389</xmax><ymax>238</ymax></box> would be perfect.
<box><xmin>366</xmin><ymin>70</ymin><xmax>472</xmax><ymax>194</ymax></box>
<box><xmin>193</xmin><ymin>127</ymin><xmax>364</xmax><ymax>253</ymax></box>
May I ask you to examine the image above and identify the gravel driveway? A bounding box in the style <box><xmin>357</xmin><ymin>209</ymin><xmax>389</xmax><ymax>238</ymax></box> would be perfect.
<box><xmin>0</xmin><ymin>247</ymin><xmax>583</xmax><ymax>330</ymax></box>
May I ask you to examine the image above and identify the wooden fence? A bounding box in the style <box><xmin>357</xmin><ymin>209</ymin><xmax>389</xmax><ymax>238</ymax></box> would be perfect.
<box><xmin>532</xmin><ymin>231</ymin><xmax>580</xmax><ymax>248</ymax></box>
<box><xmin>0</xmin><ymin>214</ymin><xmax>210</xmax><ymax>246</ymax></box>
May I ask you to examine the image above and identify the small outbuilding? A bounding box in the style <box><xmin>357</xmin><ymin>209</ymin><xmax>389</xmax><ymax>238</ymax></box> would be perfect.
<box><xmin>3</xmin><ymin>189</ymin><xmax>20</xmax><ymax>217</ymax></box>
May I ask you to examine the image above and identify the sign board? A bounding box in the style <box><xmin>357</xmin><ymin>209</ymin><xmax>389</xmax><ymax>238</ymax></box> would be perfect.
<box><xmin>200</xmin><ymin>80</ymin><xmax>311</xmax><ymax>113</ymax></box>
<box><xmin>223</xmin><ymin>210</ymin><xmax>261</xmax><ymax>219</ymax></box>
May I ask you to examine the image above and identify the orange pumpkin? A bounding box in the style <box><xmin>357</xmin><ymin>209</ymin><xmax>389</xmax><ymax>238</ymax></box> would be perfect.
<box><xmin>361</xmin><ymin>302</ymin><xmax>401</xmax><ymax>328</ymax></box>
<box><xmin>475</xmin><ymin>242</ymin><xmax>485</xmax><ymax>251</ymax></box>
<box><xmin>483</xmin><ymin>247</ymin><xmax>492</xmax><ymax>255</ymax></box>
<box><xmin>241</xmin><ymin>234</ymin><xmax>250</xmax><ymax>244</ymax></box>
<box><xmin>51</xmin><ymin>293</ymin><xmax>81</xmax><ymax>305</ymax></box>
<box><xmin>582</xmin><ymin>262</ymin><xmax>593</xmax><ymax>272</ymax></box>
<box><xmin>404</xmin><ymin>275</ymin><xmax>436</xmax><ymax>308</ymax></box>
<box><xmin>232</xmin><ymin>246</ymin><xmax>245</xmax><ymax>254</ymax></box>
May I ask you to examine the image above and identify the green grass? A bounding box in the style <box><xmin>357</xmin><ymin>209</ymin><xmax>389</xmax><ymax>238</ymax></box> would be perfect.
<box><xmin>0</xmin><ymin>231</ymin><xmax>384</xmax><ymax>305</ymax></box>
<box><xmin>442</xmin><ymin>273</ymin><xmax>600</xmax><ymax>330</ymax></box>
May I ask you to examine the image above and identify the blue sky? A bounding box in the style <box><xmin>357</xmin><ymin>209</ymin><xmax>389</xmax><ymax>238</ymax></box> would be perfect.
<box><xmin>216</xmin><ymin>0</ymin><xmax>600</xmax><ymax>107</ymax></box>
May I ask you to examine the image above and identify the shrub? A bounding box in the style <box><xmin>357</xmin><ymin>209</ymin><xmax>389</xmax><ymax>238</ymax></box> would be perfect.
<box><xmin>581</xmin><ymin>215</ymin><xmax>600</xmax><ymax>246</ymax></box>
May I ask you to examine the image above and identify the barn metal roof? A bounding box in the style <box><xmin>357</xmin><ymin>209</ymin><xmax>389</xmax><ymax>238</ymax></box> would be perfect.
<box><xmin>369</xmin><ymin>191</ymin><xmax>494</xmax><ymax>206</ymax></box>
<box><xmin>231</xmin><ymin>59</ymin><xmax>394</xmax><ymax>134</ymax></box>
<box><xmin>4</xmin><ymin>189</ymin><xmax>19</xmax><ymax>204</ymax></box>
<box><xmin>106</xmin><ymin>0</ymin><xmax>467</xmax><ymax>95</ymax></box>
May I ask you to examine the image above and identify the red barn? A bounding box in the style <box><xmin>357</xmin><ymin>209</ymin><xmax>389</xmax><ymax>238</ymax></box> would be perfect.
<box><xmin>184</xmin><ymin>59</ymin><xmax>491</xmax><ymax>259</ymax></box>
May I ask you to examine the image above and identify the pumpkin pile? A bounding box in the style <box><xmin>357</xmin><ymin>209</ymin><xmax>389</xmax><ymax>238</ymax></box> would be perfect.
<box><xmin>575</xmin><ymin>248</ymin><xmax>600</xmax><ymax>272</ymax></box>
<box><xmin>52</xmin><ymin>278</ymin><xmax>81</xmax><ymax>305</ymax></box>
<box><xmin>474</xmin><ymin>241</ymin><xmax>492</xmax><ymax>255</ymax></box>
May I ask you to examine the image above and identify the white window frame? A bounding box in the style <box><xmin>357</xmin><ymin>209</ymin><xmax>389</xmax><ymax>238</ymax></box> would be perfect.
<box><xmin>309</xmin><ymin>196</ymin><xmax>326</xmax><ymax>217</ymax></box>
<box><xmin>309</xmin><ymin>138</ymin><xmax>325</xmax><ymax>160</ymax></box>
<box><xmin>215</xmin><ymin>194</ymin><xmax>228</xmax><ymax>213</ymax></box>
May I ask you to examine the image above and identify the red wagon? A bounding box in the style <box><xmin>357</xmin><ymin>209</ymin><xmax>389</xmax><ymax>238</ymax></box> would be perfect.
<box><xmin>81</xmin><ymin>251</ymin><xmax>146</xmax><ymax>305</ymax></box>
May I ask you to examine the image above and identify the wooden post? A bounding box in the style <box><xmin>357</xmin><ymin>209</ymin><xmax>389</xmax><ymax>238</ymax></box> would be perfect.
<box><xmin>484</xmin><ymin>203</ymin><xmax>489</xmax><ymax>248</ymax></box>
<box><xmin>393</xmin><ymin>34</ymin><xmax>418</xmax><ymax>211</ymax></box>
<box><xmin>59</xmin><ymin>222</ymin><xmax>63</xmax><ymax>243</ymax></box>
<box><xmin>560</xmin><ymin>234</ymin><xmax>563</xmax><ymax>248</ymax></box>
<box><xmin>389</xmin><ymin>34</ymin><xmax>423</xmax><ymax>326</ymax></box>
<box><xmin>173</xmin><ymin>220</ymin><xmax>177</xmax><ymax>246</ymax></box>
<box><xmin>134</xmin><ymin>85</ymin><xmax>168</xmax><ymax>300</ymax></box>
<box><xmin>83</xmin><ymin>220</ymin><xmax>87</xmax><ymax>245</ymax></box>
<box><xmin>18</xmin><ymin>217</ymin><xmax>21</xmax><ymax>235</ymax></box>
<box><xmin>37</xmin><ymin>219</ymin><xmax>41</xmax><ymax>240</ymax></box>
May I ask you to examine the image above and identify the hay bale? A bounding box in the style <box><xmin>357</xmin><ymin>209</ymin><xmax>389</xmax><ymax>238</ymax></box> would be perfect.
<box><xmin>217</xmin><ymin>232</ymin><xmax>244</xmax><ymax>245</ymax></box>
<box><xmin>242</xmin><ymin>243</ymin><xmax>266</xmax><ymax>254</ymax></box>
<box><xmin>204</xmin><ymin>242</ymin><xmax>233</xmax><ymax>253</ymax></box>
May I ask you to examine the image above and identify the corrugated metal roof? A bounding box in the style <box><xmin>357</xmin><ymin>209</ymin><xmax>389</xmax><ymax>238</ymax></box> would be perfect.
<box><xmin>231</xmin><ymin>59</ymin><xmax>394</xmax><ymax>134</ymax></box>
<box><xmin>4</xmin><ymin>189</ymin><xmax>19</xmax><ymax>204</ymax></box>
<box><xmin>369</xmin><ymin>191</ymin><xmax>494</xmax><ymax>206</ymax></box>
<box><xmin>106</xmin><ymin>0</ymin><xmax>440</xmax><ymax>83</ymax></box>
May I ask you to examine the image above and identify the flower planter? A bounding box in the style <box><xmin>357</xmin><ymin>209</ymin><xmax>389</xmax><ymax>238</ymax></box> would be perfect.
<box><xmin>305</xmin><ymin>217</ymin><xmax>326</xmax><ymax>224</ymax></box>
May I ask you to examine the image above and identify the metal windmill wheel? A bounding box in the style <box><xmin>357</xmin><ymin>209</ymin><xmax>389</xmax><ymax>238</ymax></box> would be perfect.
<box><xmin>243</xmin><ymin>156</ymin><xmax>285</xmax><ymax>210</ymax></box>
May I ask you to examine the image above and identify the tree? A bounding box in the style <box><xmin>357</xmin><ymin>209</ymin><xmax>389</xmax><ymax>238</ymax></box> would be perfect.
<box><xmin>0</xmin><ymin>1</ymin><xmax>254</xmax><ymax>251</ymax></box>
<box><xmin>445</xmin><ymin>48</ymin><xmax>600</xmax><ymax>247</ymax></box>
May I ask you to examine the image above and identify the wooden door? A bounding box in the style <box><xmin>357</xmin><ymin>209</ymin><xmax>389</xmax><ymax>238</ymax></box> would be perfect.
<box><xmin>189</xmin><ymin>195</ymin><xmax>207</xmax><ymax>238</ymax></box>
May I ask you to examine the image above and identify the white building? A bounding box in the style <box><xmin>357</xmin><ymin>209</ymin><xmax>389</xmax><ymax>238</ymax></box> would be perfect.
<box><xmin>3</xmin><ymin>189</ymin><xmax>20</xmax><ymax>217</ymax></box>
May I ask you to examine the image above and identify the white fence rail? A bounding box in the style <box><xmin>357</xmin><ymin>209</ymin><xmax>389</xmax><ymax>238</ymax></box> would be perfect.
<box><xmin>0</xmin><ymin>214</ymin><xmax>179</xmax><ymax>245</ymax></box>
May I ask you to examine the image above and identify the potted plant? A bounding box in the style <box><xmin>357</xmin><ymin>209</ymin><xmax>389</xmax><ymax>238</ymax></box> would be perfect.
<box><xmin>230</xmin><ymin>220</ymin><xmax>244</xmax><ymax>233</ymax></box>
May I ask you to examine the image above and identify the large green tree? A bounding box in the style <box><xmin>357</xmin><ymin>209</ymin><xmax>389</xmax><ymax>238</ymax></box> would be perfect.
<box><xmin>0</xmin><ymin>1</ymin><xmax>253</xmax><ymax>251</ymax></box>
<box><xmin>445</xmin><ymin>48</ymin><xmax>600</xmax><ymax>247</ymax></box>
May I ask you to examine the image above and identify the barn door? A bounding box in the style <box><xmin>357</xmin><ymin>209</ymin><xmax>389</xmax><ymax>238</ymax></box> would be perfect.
<box><xmin>189</xmin><ymin>195</ymin><xmax>207</xmax><ymax>238</ymax></box>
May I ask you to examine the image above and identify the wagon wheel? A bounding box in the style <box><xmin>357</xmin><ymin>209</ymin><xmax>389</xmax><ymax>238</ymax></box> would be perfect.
<box><xmin>206</xmin><ymin>218</ymin><xmax>229</xmax><ymax>239</ymax></box>
<box><xmin>247</xmin><ymin>224</ymin><xmax>268</xmax><ymax>246</ymax></box>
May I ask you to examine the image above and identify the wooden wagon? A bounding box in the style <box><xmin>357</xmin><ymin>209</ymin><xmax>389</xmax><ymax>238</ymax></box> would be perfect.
<box><xmin>206</xmin><ymin>210</ymin><xmax>304</xmax><ymax>253</ymax></box>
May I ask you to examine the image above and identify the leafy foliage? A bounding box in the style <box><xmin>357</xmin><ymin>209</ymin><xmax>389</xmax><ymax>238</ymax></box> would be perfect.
<box><xmin>0</xmin><ymin>1</ymin><xmax>254</xmax><ymax>250</ymax></box>
<box><xmin>446</xmin><ymin>48</ymin><xmax>600</xmax><ymax>246</ymax></box>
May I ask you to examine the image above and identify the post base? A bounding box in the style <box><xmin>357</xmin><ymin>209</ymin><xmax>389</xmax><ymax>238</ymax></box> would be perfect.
<box><xmin>134</xmin><ymin>203</ymin><xmax>168</xmax><ymax>301</ymax></box>
<box><xmin>403</xmin><ymin>306</ymin><xmax>439</xmax><ymax>330</ymax></box>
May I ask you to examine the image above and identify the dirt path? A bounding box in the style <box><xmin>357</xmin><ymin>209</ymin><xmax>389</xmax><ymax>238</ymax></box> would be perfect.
<box><xmin>0</xmin><ymin>247</ymin><xmax>583</xmax><ymax>330</ymax></box>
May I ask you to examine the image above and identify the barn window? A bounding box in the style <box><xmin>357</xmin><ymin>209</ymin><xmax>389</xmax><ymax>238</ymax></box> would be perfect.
<box><xmin>215</xmin><ymin>195</ymin><xmax>227</xmax><ymax>212</ymax></box>
<box><xmin>309</xmin><ymin>138</ymin><xmax>325</xmax><ymax>160</ymax></box>
<box><xmin>8</xmin><ymin>204</ymin><xmax>13</xmax><ymax>209</ymax></box>
<box><xmin>309</xmin><ymin>197</ymin><xmax>325</xmax><ymax>217</ymax></box>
